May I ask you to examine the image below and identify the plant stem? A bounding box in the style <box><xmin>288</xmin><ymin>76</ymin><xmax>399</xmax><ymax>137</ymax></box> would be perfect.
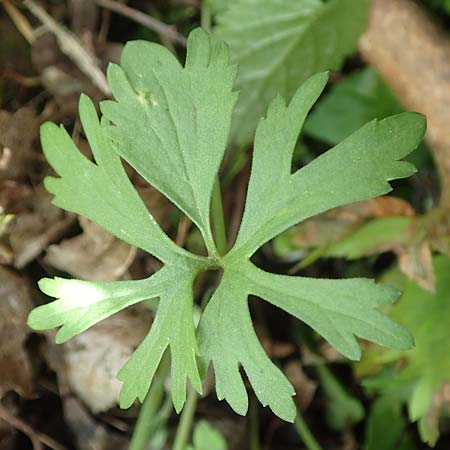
<box><xmin>294</xmin><ymin>412</ymin><xmax>324</xmax><ymax>450</ymax></box>
<box><xmin>211</xmin><ymin>178</ymin><xmax>227</xmax><ymax>255</ymax></box>
<box><xmin>201</xmin><ymin>4</ymin><xmax>212</xmax><ymax>32</ymax></box>
<box><xmin>249</xmin><ymin>396</ymin><xmax>260</xmax><ymax>450</ymax></box>
<box><xmin>172</xmin><ymin>386</ymin><xmax>199</xmax><ymax>450</ymax></box>
<box><xmin>129</xmin><ymin>355</ymin><xmax>170</xmax><ymax>450</ymax></box>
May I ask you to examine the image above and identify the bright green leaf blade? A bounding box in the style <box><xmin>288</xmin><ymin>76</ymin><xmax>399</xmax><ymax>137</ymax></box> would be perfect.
<box><xmin>101</xmin><ymin>28</ymin><xmax>237</xmax><ymax>249</ymax></box>
<box><xmin>198</xmin><ymin>266</ymin><xmax>296</xmax><ymax>422</ymax></box>
<box><xmin>233</xmin><ymin>72</ymin><xmax>328</xmax><ymax>255</ymax></box>
<box><xmin>118</xmin><ymin>267</ymin><xmax>202</xmax><ymax>412</ymax></box>
<box><xmin>381</xmin><ymin>256</ymin><xmax>450</xmax><ymax>445</ymax></box>
<box><xmin>234</xmin><ymin>91</ymin><xmax>425</xmax><ymax>256</ymax></box>
<box><xmin>42</xmin><ymin>95</ymin><xmax>181</xmax><ymax>263</ymax></box>
<box><xmin>243</xmin><ymin>261</ymin><xmax>414</xmax><ymax>360</ymax></box>
<box><xmin>304</xmin><ymin>67</ymin><xmax>403</xmax><ymax>145</ymax></box>
<box><xmin>28</xmin><ymin>268</ymin><xmax>169</xmax><ymax>344</ymax></box>
<box><xmin>215</xmin><ymin>0</ymin><xmax>370</xmax><ymax>145</ymax></box>
<box><xmin>316</xmin><ymin>365</ymin><xmax>364</xmax><ymax>431</ymax></box>
<box><xmin>364</xmin><ymin>395</ymin><xmax>407</xmax><ymax>450</ymax></box>
<box><xmin>193</xmin><ymin>420</ymin><xmax>227</xmax><ymax>450</ymax></box>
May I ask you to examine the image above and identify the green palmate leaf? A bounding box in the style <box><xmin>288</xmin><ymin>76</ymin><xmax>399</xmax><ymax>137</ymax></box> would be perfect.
<box><xmin>101</xmin><ymin>29</ymin><xmax>238</xmax><ymax>255</ymax></box>
<box><xmin>232</xmin><ymin>73</ymin><xmax>421</xmax><ymax>257</ymax></box>
<box><xmin>214</xmin><ymin>0</ymin><xmax>370</xmax><ymax>145</ymax></box>
<box><xmin>118</xmin><ymin>265</ymin><xmax>203</xmax><ymax>411</ymax></box>
<box><xmin>41</xmin><ymin>94</ymin><xmax>183</xmax><ymax>264</ymax></box>
<box><xmin>29</xmin><ymin>28</ymin><xmax>424</xmax><ymax>421</ymax></box>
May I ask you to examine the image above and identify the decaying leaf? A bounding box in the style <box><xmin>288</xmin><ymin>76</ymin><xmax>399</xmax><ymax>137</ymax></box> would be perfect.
<box><xmin>63</xmin><ymin>307</ymin><xmax>151</xmax><ymax>413</ymax></box>
<box><xmin>44</xmin><ymin>216</ymin><xmax>136</xmax><ymax>281</ymax></box>
<box><xmin>280</xmin><ymin>198</ymin><xmax>450</xmax><ymax>292</ymax></box>
<box><xmin>0</xmin><ymin>185</ymin><xmax>75</xmax><ymax>268</ymax></box>
<box><xmin>0</xmin><ymin>107</ymin><xmax>39</xmax><ymax>181</ymax></box>
<box><xmin>0</xmin><ymin>267</ymin><xmax>33</xmax><ymax>397</ymax></box>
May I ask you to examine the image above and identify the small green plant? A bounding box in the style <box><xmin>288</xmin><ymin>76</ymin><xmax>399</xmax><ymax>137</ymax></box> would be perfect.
<box><xmin>28</xmin><ymin>28</ymin><xmax>425</xmax><ymax>422</ymax></box>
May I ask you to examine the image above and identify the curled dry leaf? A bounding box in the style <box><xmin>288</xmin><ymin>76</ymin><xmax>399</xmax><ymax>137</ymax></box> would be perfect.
<box><xmin>43</xmin><ymin>187</ymin><xmax>172</xmax><ymax>281</ymax></box>
<box><xmin>287</xmin><ymin>197</ymin><xmax>414</xmax><ymax>249</ymax></box>
<box><xmin>44</xmin><ymin>216</ymin><xmax>137</xmax><ymax>282</ymax></box>
<box><xmin>0</xmin><ymin>107</ymin><xmax>39</xmax><ymax>181</ymax></box>
<box><xmin>0</xmin><ymin>267</ymin><xmax>33</xmax><ymax>398</ymax></box>
<box><xmin>63</xmin><ymin>307</ymin><xmax>151</xmax><ymax>413</ymax></box>
<box><xmin>283</xmin><ymin>197</ymin><xmax>450</xmax><ymax>291</ymax></box>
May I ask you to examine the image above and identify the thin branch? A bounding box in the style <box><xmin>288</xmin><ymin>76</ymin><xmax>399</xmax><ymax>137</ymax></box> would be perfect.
<box><xmin>0</xmin><ymin>405</ymin><xmax>67</xmax><ymax>450</ymax></box>
<box><xmin>95</xmin><ymin>0</ymin><xmax>187</xmax><ymax>47</ymax></box>
<box><xmin>2</xmin><ymin>0</ymin><xmax>36</xmax><ymax>44</ymax></box>
<box><xmin>22</xmin><ymin>0</ymin><xmax>111</xmax><ymax>96</ymax></box>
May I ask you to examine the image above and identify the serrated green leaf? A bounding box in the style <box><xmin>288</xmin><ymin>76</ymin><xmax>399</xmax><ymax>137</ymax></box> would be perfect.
<box><xmin>232</xmin><ymin>73</ymin><xmax>424</xmax><ymax>257</ymax></box>
<box><xmin>42</xmin><ymin>95</ymin><xmax>182</xmax><ymax>264</ymax></box>
<box><xmin>101</xmin><ymin>28</ymin><xmax>237</xmax><ymax>254</ymax></box>
<box><xmin>214</xmin><ymin>0</ymin><xmax>370</xmax><ymax>145</ymax></box>
<box><xmin>118</xmin><ymin>265</ymin><xmax>203</xmax><ymax>411</ymax></box>
<box><xmin>29</xmin><ymin>27</ymin><xmax>425</xmax><ymax>421</ymax></box>
<box><xmin>28</xmin><ymin>269</ymin><xmax>168</xmax><ymax>343</ymax></box>
<box><xmin>198</xmin><ymin>264</ymin><xmax>296</xmax><ymax>421</ymax></box>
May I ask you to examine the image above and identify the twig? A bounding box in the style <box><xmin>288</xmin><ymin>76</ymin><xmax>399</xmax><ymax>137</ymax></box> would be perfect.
<box><xmin>0</xmin><ymin>405</ymin><xmax>67</xmax><ymax>450</ymax></box>
<box><xmin>22</xmin><ymin>0</ymin><xmax>111</xmax><ymax>96</ymax></box>
<box><xmin>2</xmin><ymin>0</ymin><xmax>36</xmax><ymax>44</ymax></box>
<box><xmin>176</xmin><ymin>215</ymin><xmax>192</xmax><ymax>247</ymax></box>
<box><xmin>360</xmin><ymin>0</ymin><xmax>450</xmax><ymax>208</ymax></box>
<box><xmin>95</xmin><ymin>0</ymin><xmax>186</xmax><ymax>47</ymax></box>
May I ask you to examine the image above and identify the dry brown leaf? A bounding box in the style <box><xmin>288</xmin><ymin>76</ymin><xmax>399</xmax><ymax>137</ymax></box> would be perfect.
<box><xmin>396</xmin><ymin>209</ymin><xmax>450</xmax><ymax>292</ymax></box>
<box><xmin>398</xmin><ymin>240</ymin><xmax>435</xmax><ymax>293</ymax></box>
<box><xmin>0</xmin><ymin>107</ymin><xmax>39</xmax><ymax>181</ymax></box>
<box><xmin>284</xmin><ymin>361</ymin><xmax>317</xmax><ymax>411</ymax></box>
<box><xmin>0</xmin><ymin>267</ymin><xmax>33</xmax><ymax>398</ymax></box>
<box><xmin>290</xmin><ymin>196</ymin><xmax>414</xmax><ymax>248</ymax></box>
<box><xmin>63</xmin><ymin>397</ymin><xmax>128</xmax><ymax>450</ymax></box>
<box><xmin>1</xmin><ymin>185</ymin><xmax>75</xmax><ymax>268</ymax></box>
<box><xmin>63</xmin><ymin>307</ymin><xmax>151</xmax><ymax>413</ymax></box>
<box><xmin>136</xmin><ymin>186</ymin><xmax>173</xmax><ymax>229</ymax></box>
<box><xmin>44</xmin><ymin>216</ymin><xmax>136</xmax><ymax>281</ymax></box>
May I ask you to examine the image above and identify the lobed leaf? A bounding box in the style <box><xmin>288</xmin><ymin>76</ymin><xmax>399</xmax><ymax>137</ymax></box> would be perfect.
<box><xmin>233</xmin><ymin>73</ymin><xmax>425</xmax><ymax>256</ymax></box>
<box><xmin>118</xmin><ymin>266</ymin><xmax>203</xmax><ymax>412</ymax></box>
<box><xmin>101</xmin><ymin>28</ymin><xmax>238</xmax><ymax>253</ymax></box>
<box><xmin>28</xmin><ymin>268</ymin><xmax>169</xmax><ymax>343</ymax></box>
<box><xmin>30</xmin><ymin>27</ymin><xmax>426</xmax><ymax>421</ymax></box>
<box><xmin>42</xmin><ymin>95</ymin><xmax>182</xmax><ymax>264</ymax></box>
<box><xmin>198</xmin><ymin>265</ymin><xmax>296</xmax><ymax>421</ymax></box>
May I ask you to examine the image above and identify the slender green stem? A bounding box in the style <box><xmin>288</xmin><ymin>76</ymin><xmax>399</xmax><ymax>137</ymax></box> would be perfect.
<box><xmin>201</xmin><ymin>3</ymin><xmax>212</xmax><ymax>32</ymax></box>
<box><xmin>211</xmin><ymin>178</ymin><xmax>227</xmax><ymax>255</ymax></box>
<box><xmin>129</xmin><ymin>355</ymin><xmax>170</xmax><ymax>450</ymax></box>
<box><xmin>249</xmin><ymin>396</ymin><xmax>260</xmax><ymax>450</ymax></box>
<box><xmin>172</xmin><ymin>386</ymin><xmax>199</xmax><ymax>450</ymax></box>
<box><xmin>294</xmin><ymin>412</ymin><xmax>324</xmax><ymax>450</ymax></box>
